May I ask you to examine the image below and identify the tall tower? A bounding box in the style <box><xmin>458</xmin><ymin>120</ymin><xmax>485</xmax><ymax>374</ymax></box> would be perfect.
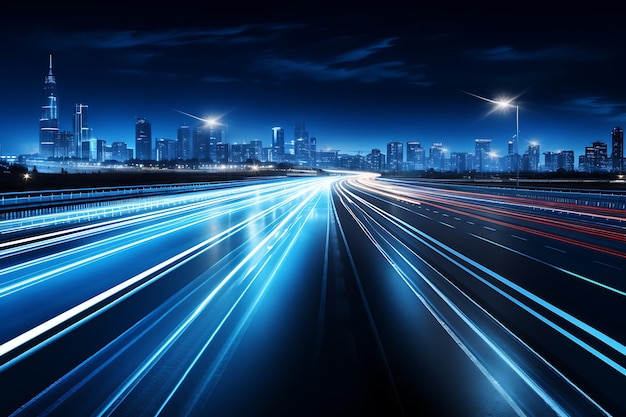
<box><xmin>294</xmin><ymin>121</ymin><xmax>310</xmax><ymax>164</ymax></box>
<box><xmin>135</xmin><ymin>117</ymin><xmax>152</xmax><ymax>161</ymax></box>
<box><xmin>39</xmin><ymin>54</ymin><xmax>59</xmax><ymax>158</ymax></box>
<box><xmin>387</xmin><ymin>141</ymin><xmax>403</xmax><ymax>173</ymax></box>
<box><xmin>526</xmin><ymin>142</ymin><xmax>541</xmax><ymax>172</ymax></box>
<box><xmin>474</xmin><ymin>138</ymin><xmax>492</xmax><ymax>173</ymax></box>
<box><xmin>406</xmin><ymin>141</ymin><xmax>425</xmax><ymax>171</ymax></box>
<box><xmin>271</xmin><ymin>127</ymin><xmax>285</xmax><ymax>162</ymax></box>
<box><xmin>73</xmin><ymin>104</ymin><xmax>90</xmax><ymax>158</ymax></box>
<box><xmin>611</xmin><ymin>126</ymin><xmax>624</xmax><ymax>174</ymax></box>
<box><xmin>177</xmin><ymin>123</ymin><xmax>191</xmax><ymax>160</ymax></box>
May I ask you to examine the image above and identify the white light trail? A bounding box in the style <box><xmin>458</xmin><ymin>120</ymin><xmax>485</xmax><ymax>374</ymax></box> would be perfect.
<box><xmin>336</xmin><ymin>179</ymin><xmax>617</xmax><ymax>416</ymax></box>
<box><xmin>0</xmin><ymin>178</ymin><xmax>334</xmax><ymax>366</ymax></box>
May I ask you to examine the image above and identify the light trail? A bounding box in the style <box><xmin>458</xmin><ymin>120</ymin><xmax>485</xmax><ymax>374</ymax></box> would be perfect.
<box><xmin>0</xmin><ymin>177</ymin><xmax>336</xmax><ymax>363</ymax></box>
<box><xmin>350</xmin><ymin>177</ymin><xmax>626</xmax><ymax>258</ymax></box>
<box><xmin>2</xmin><ymin>174</ymin><xmax>623</xmax><ymax>416</ymax></box>
<box><xmin>334</xmin><ymin>178</ymin><xmax>623</xmax><ymax>416</ymax></box>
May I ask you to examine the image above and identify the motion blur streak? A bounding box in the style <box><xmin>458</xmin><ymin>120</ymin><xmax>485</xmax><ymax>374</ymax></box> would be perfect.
<box><xmin>97</xmin><ymin>180</ymin><xmax>331</xmax><ymax>416</ymax></box>
<box><xmin>334</xmin><ymin>181</ymin><xmax>570</xmax><ymax>416</ymax></box>
<box><xmin>0</xmin><ymin>177</ymin><xmax>334</xmax><ymax>362</ymax></box>
<box><xmin>469</xmin><ymin>233</ymin><xmax>626</xmax><ymax>298</ymax></box>
<box><xmin>351</xmin><ymin>177</ymin><xmax>626</xmax><ymax>258</ymax></box>
<box><xmin>342</xmin><ymin>179</ymin><xmax>626</xmax><ymax>366</ymax></box>
<box><xmin>334</xmin><ymin>177</ymin><xmax>623</xmax><ymax>415</ymax></box>
<box><xmin>1</xmin><ymin>175</ymin><xmax>623</xmax><ymax>416</ymax></box>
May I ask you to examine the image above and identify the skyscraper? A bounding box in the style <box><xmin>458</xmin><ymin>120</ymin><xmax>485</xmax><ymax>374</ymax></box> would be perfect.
<box><xmin>526</xmin><ymin>142</ymin><xmax>541</xmax><ymax>172</ymax></box>
<box><xmin>177</xmin><ymin>123</ymin><xmax>191</xmax><ymax>160</ymax></box>
<box><xmin>611</xmin><ymin>126</ymin><xmax>624</xmax><ymax>174</ymax></box>
<box><xmin>387</xmin><ymin>141</ymin><xmax>403</xmax><ymax>173</ymax></box>
<box><xmin>428</xmin><ymin>142</ymin><xmax>444</xmax><ymax>171</ymax></box>
<box><xmin>406</xmin><ymin>141</ymin><xmax>425</xmax><ymax>171</ymax></box>
<box><xmin>474</xmin><ymin>138</ymin><xmax>492</xmax><ymax>173</ymax></box>
<box><xmin>135</xmin><ymin>117</ymin><xmax>152</xmax><ymax>161</ymax></box>
<box><xmin>73</xmin><ymin>104</ymin><xmax>90</xmax><ymax>159</ymax></box>
<box><xmin>39</xmin><ymin>54</ymin><xmax>59</xmax><ymax>159</ymax></box>
<box><xmin>581</xmin><ymin>141</ymin><xmax>609</xmax><ymax>173</ymax></box>
<box><xmin>207</xmin><ymin>122</ymin><xmax>224</xmax><ymax>162</ymax></box>
<box><xmin>294</xmin><ymin>121</ymin><xmax>311</xmax><ymax>165</ymax></box>
<box><xmin>368</xmin><ymin>148</ymin><xmax>384</xmax><ymax>172</ymax></box>
<box><xmin>271</xmin><ymin>127</ymin><xmax>285</xmax><ymax>162</ymax></box>
<box><xmin>192</xmin><ymin>124</ymin><xmax>209</xmax><ymax>160</ymax></box>
<box><xmin>111</xmin><ymin>141</ymin><xmax>129</xmax><ymax>162</ymax></box>
<box><xmin>557</xmin><ymin>150</ymin><xmax>575</xmax><ymax>172</ymax></box>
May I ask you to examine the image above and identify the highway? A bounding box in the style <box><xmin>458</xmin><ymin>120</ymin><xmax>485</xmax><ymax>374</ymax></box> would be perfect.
<box><xmin>0</xmin><ymin>174</ymin><xmax>624</xmax><ymax>416</ymax></box>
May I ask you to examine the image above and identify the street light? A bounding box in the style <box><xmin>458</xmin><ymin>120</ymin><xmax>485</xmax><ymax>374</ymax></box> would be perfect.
<box><xmin>464</xmin><ymin>91</ymin><xmax>521</xmax><ymax>186</ymax></box>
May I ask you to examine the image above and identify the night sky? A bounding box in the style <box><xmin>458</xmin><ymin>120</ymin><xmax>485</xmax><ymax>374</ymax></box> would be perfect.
<box><xmin>1</xmin><ymin>6</ymin><xmax>625</xmax><ymax>160</ymax></box>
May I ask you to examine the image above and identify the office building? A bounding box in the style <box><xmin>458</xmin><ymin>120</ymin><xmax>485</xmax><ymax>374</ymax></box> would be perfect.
<box><xmin>216</xmin><ymin>142</ymin><xmax>229</xmax><ymax>164</ymax></box>
<box><xmin>406</xmin><ymin>141</ymin><xmax>426</xmax><ymax>171</ymax></box>
<box><xmin>368</xmin><ymin>148</ymin><xmax>384</xmax><ymax>172</ymax></box>
<box><xmin>387</xmin><ymin>141</ymin><xmax>403</xmax><ymax>173</ymax></box>
<box><xmin>557</xmin><ymin>150</ymin><xmax>575</xmax><ymax>172</ymax></box>
<box><xmin>611</xmin><ymin>126</ymin><xmax>624</xmax><ymax>174</ymax></box>
<box><xmin>155</xmin><ymin>138</ymin><xmax>177</xmax><ymax>161</ymax></box>
<box><xmin>271</xmin><ymin>127</ymin><xmax>285</xmax><ymax>162</ymax></box>
<box><xmin>474</xmin><ymin>138</ymin><xmax>492</xmax><ymax>173</ymax></box>
<box><xmin>580</xmin><ymin>141</ymin><xmax>609</xmax><ymax>173</ymax></box>
<box><xmin>428</xmin><ymin>142</ymin><xmax>444</xmax><ymax>171</ymax></box>
<box><xmin>177</xmin><ymin>124</ymin><xmax>191</xmax><ymax>160</ymax></box>
<box><xmin>192</xmin><ymin>124</ymin><xmax>209</xmax><ymax>160</ymax></box>
<box><xmin>111</xmin><ymin>141</ymin><xmax>129</xmax><ymax>162</ymax></box>
<box><xmin>526</xmin><ymin>142</ymin><xmax>541</xmax><ymax>172</ymax></box>
<box><xmin>54</xmin><ymin>131</ymin><xmax>74</xmax><ymax>158</ymax></box>
<box><xmin>294</xmin><ymin>121</ymin><xmax>313</xmax><ymax>165</ymax></box>
<box><xmin>73</xmin><ymin>104</ymin><xmax>90</xmax><ymax>158</ymax></box>
<box><xmin>135</xmin><ymin>117</ymin><xmax>152</xmax><ymax>161</ymax></box>
<box><xmin>450</xmin><ymin>152</ymin><xmax>469</xmax><ymax>173</ymax></box>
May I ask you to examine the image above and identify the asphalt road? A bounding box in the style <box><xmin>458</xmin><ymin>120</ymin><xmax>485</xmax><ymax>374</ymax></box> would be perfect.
<box><xmin>0</xmin><ymin>175</ymin><xmax>624</xmax><ymax>416</ymax></box>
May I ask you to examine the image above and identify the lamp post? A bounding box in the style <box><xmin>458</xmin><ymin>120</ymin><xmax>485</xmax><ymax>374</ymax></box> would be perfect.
<box><xmin>496</xmin><ymin>100</ymin><xmax>520</xmax><ymax>187</ymax></box>
<box><xmin>464</xmin><ymin>91</ymin><xmax>520</xmax><ymax>186</ymax></box>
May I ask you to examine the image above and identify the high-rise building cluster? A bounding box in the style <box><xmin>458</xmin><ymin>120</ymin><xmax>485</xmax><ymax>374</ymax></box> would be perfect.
<box><xmin>33</xmin><ymin>56</ymin><xmax>625</xmax><ymax>175</ymax></box>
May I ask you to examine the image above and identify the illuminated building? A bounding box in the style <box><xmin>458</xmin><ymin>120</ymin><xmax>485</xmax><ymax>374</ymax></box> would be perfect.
<box><xmin>192</xmin><ymin>124</ymin><xmax>209</xmax><ymax>160</ymax></box>
<box><xmin>526</xmin><ymin>142</ymin><xmax>540</xmax><ymax>172</ymax></box>
<box><xmin>177</xmin><ymin>123</ymin><xmax>191</xmax><ymax>160</ymax></box>
<box><xmin>111</xmin><ymin>142</ymin><xmax>129</xmax><ymax>162</ymax></box>
<box><xmin>155</xmin><ymin>138</ymin><xmax>177</xmax><ymax>161</ymax></box>
<box><xmin>611</xmin><ymin>126</ymin><xmax>624</xmax><ymax>174</ymax></box>
<box><xmin>73</xmin><ymin>104</ymin><xmax>90</xmax><ymax>158</ymax></box>
<box><xmin>55</xmin><ymin>131</ymin><xmax>74</xmax><ymax>158</ymax></box>
<box><xmin>557</xmin><ymin>150</ymin><xmax>575</xmax><ymax>172</ymax></box>
<box><xmin>367</xmin><ymin>148</ymin><xmax>384</xmax><ymax>172</ymax></box>
<box><xmin>294</xmin><ymin>121</ymin><xmax>313</xmax><ymax>165</ymax></box>
<box><xmin>387</xmin><ymin>141</ymin><xmax>403</xmax><ymax>173</ymax></box>
<box><xmin>580</xmin><ymin>141</ymin><xmax>609</xmax><ymax>173</ymax></box>
<box><xmin>135</xmin><ymin>117</ymin><xmax>152</xmax><ymax>161</ymax></box>
<box><xmin>428</xmin><ymin>142</ymin><xmax>444</xmax><ymax>171</ymax></box>
<box><xmin>216</xmin><ymin>142</ymin><xmax>229</xmax><ymax>163</ymax></box>
<box><xmin>271</xmin><ymin>127</ymin><xmax>285</xmax><ymax>162</ymax></box>
<box><xmin>39</xmin><ymin>54</ymin><xmax>59</xmax><ymax>159</ymax></box>
<box><xmin>406</xmin><ymin>141</ymin><xmax>425</xmax><ymax>171</ymax></box>
<box><xmin>450</xmin><ymin>152</ymin><xmax>469</xmax><ymax>173</ymax></box>
<box><xmin>474</xmin><ymin>138</ymin><xmax>491</xmax><ymax>173</ymax></box>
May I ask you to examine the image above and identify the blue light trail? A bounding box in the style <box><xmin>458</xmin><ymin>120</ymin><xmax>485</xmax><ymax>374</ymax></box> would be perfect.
<box><xmin>0</xmin><ymin>175</ymin><xmax>623</xmax><ymax>416</ymax></box>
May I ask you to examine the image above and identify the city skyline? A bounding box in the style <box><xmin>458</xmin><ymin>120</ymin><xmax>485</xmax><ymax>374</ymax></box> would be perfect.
<box><xmin>1</xmin><ymin>7</ymin><xmax>626</xmax><ymax>159</ymax></box>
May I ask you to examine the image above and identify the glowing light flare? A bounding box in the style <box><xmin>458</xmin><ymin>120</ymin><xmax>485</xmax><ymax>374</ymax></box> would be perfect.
<box><xmin>172</xmin><ymin>108</ymin><xmax>228</xmax><ymax>127</ymax></box>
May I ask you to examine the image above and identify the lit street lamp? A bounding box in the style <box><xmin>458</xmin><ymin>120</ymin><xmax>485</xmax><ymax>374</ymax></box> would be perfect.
<box><xmin>464</xmin><ymin>91</ymin><xmax>520</xmax><ymax>186</ymax></box>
